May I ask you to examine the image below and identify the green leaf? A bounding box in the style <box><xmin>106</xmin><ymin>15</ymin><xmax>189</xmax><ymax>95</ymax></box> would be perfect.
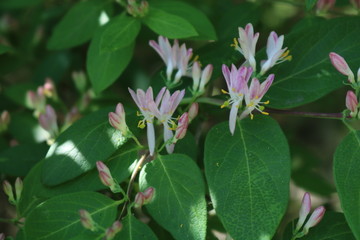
<box><xmin>18</xmin><ymin>142</ymin><xmax>140</xmax><ymax>217</ymax></box>
<box><xmin>267</xmin><ymin>17</ymin><xmax>360</xmax><ymax>108</ymax></box>
<box><xmin>24</xmin><ymin>191</ymin><xmax>118</xmax><ymax>240</ymax></box>
<box><xmin>41</xmin><ymin>108</ymin><xmax>127</xmax><ymax>186</ymax></box>
<box><xmin>0</xmin><ymin>44</ymin><xmax>12</xmax><ymax>55</ymax></box>
<box><xmin>334</xmin><ymin>130</ymin><xmax>360</xmax><ymax>239</ymax></box>
<box><xmin>4</xmin><ymin>83</ymin><xmax>36</xmax><ymax>107</ymax></box>
<box><xmin>47</xmin><ymin>0</ymin><xmax>105</xmax><ymax>50</ymax></box>
<box><xmin>204</xmin><ymin>116</ymin><xmax>290</xmax><ymax>240</ymax></box>
<box><xmin>139</xmin><ymin>154</ymin><xmax>207</xmax><ymax>240</ymax></box>
<box><xmin>142</xmin><ymin>7</ymin><xmax>198</xmax><ymax>39</ymax></box>
<box><xmin>0</xmin><ymin>0</ymin><xmax>41</xmax><ymax>9</ymax></box>
<box><xmin>100</xmin><ymin>15</ymin><xmax>141</xmax><ymax>53</ymax></box>
<box><xmin>0</xmin><ymin>143</ymin><xmax>48</xmax><ymax>177</ymax></box>
<box><xmin>114</xmin><ymin>215</ymin><xmax>158</xmax><ymax>240</ymax></box>
<box><xmin>87</xmin><ymin>25</ymin><xmax>134</xmax><ymax>93</ymax></box>
<box><xmin>283</xmin><ymin>212</ymin><xmax>356</xmax><ymax>240</ymax></box>
<box><xmin>306</xmin><ymin>0</ymin><xmax>318</xmax><ymax>10</ymax></box>
<box><xmin>150</xmin><ymin>1</ymin><xmax>216</xmax><ymax>40</ymax></box>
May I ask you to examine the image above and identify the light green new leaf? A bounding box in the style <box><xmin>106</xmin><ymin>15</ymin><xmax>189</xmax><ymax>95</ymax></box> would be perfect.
<box><xmin>47</xmin><ymin>0</ymin><xmax>105</xmax><ymax>50</ymax></box>
<box><xmin>41</xmin><ymin>108</ymin><xmax>127</xmax><ymax>186</ymax></box>
<box><xmin>100</xmin><ymin>14</ymin><xmax>141</xmax><ymax>53</ymax></box>
<box><xmin>114</xmin><ymin>215</ymin><xmax>158</xmax><ymax>240</ymax></box>
<box><xmin>139</xmin><ymin>154</ymin><xmax>207</xmax><ymax>240</ymax></box>
<box><xmin>267</xmin><ymin>17</ymin><xmax>360</xmax><ymax>108</ymax></box>
<box><xmin>143</xmin><ymin>7</ymin><xmax>198</xmax><ymax>39</ymax></box>
<box><xmin>334</xmin><ymin>130</ymin><xmax>360</xmax><ymax>239</ymax></box>
<box><xmin>24</xmin><ymin>192</ymin><xmax>118</xmax><ymax>240</ymax></box>
<box><xmin>204</xmin><ymin>116</ymin><xmax>290</xmax><ymax>240</ymax></box>
<box><xmin>150</xmin><ymin>1</ymin><xmax>216</xmax><ymax>40</ymax></box>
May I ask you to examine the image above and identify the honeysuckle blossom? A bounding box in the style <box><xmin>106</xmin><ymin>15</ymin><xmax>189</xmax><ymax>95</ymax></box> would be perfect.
<box><xmin>221</xmin><ymin>64</ymin><xmax>253</xmax><ymax>134</ymax></box>
<box><xmin>109</xmin><ymin>103</ymin><xmax>129</xmax><ymax>136</ymax></box>
<box><xmin>346</xmin><ymin>90</ymin><xmax>358</xmax><ymax>118</ymax></box>
<box><xmin>295</xmin><ymin>192</ymin><xmax>311</xmax><ymax>231</ymax></box>
<box><xmin>302</xmin><ymin>206</ymin><xmax>326</xmax><ymax>234</ymax></box>
<box><xmin>240</xmin><ymin>75</ymin><xmax>274</xmax><ymax>120</ymax></box>
<box><xmin>148</xmin><ymin>89</ymin><xmax>185</xmax><ymax>153</ymax></box>
<box><xmin>329</xmin><ymin>52</ymin><xmax>355</xmax><ymax>83</ymax></box>
<box><xmin>149</xmin><ymin>36</ymin><xmax>193</xmax><ymax>84</ymax></box>
<box><xmin>43</xmin><ymin>78</ymin><xmax>57</xmax><ymax>99</ymax></box>
<box><xmin>192</xmin><ymin>61</ymin><xmax>213</xmax><ymax>94</ymax></box>
<box><xmin>260</xmin><ymin>32</ymin><xmax>291</xmax><ymax>75</ymax></box>
<box><xmin>316</xmin><ymin>0</ymin><xmax>336</xmax><ymax>12</ymax></box>
<box><xmin>39</xmin><ymin>105</ymin><xmax>58</xmax><ymax>139</ymax></box>
<box><xmin>129</xmin><ymin>87</ymin><xmax>166</xmax><ymax>156</ymax></box>
<box><xmin>96</xmin><ymin>161</ymin><xmax>122</xmax><ymax>193</ymax></box>
<box><xmin>232</xmin><ymin>23</ymin><xmax>259</xmax><ymax>70</ymax></box>
<box><xmin>134</xmin><ymin>187</ymin><xmax>155</xmax><ymax>208</ymax></box>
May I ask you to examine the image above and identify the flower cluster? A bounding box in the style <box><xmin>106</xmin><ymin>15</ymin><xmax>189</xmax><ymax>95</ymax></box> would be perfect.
<box><xmin>231</xmin><ymin>23</ymin><xmax>291</xmax><ymax>75</ymax></box>
<box><xmin>134</xmin><ymin>187</ymin><xmax>155</xmax><ymax>208</ymax></box>
<box><xmin>329</xmin><ymin>52</ymin><xmax>360</xmax><ymax>118</ymax></box>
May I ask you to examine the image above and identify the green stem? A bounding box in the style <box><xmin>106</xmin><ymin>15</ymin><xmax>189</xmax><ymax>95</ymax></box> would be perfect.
<box><xmin>131</xmin><ymin>135</ymin><xmax>143</xmax><ymax>147</ymax></box>
<box><xmin>267</xmin><ymin>109</ymin><xmax>345</xmax><ymax>120</ymax></box>
<box><xmin>342</xmin><ymin>119</ymin><xmax>356</xmax><ymax>132</ymax></box>
<box><xmin>0</xmin><ymin>217</ymin><xmax>15</xmax><ymax>223</ymax></box>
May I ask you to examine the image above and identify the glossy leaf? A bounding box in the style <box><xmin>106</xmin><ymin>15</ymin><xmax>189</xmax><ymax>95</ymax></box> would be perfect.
<box><xmin>24</xmin><ymin>192</ymin><xmax>118</xmax><ymax>240</ymax></box>
<box><xmin>47</xmin><ymin>0</ymin><xmax>105</xmax><ymax>49</ymax></box>
<box><xmin>41</xmin><ymin>108</ymin><xmax>127</xmax><ymax>186</ymax></box>
<box><xmin>204</xmin><ymin>116</ymin><xmax>290</xmax><ymax>240</ymax></box>
<box><xmin>142</xmin><ymin>7</ymin><xmax>198</xmax><ymax>39</ymax></box>
<box><xmin>334</xmin><ymin>130</ymin><xmax>360</xmax><ymax>239</ymax></box>
<box><xmin>100</xmin><ymin>14</ymin><xmax>141</xmax><ymax>53</ymax></box>
<box><xmin>150</xmin><ymin>1</ymin><xmax>217</xmax><ymax>40</ymax></box>
<box><xmin>19</xmin><ymin>142</ymin><xmax>140</xmax><ymax>217</ymax></box>
<box><xmin>114</xmin><ymin>215</ymin><xmax>158</xmax><ymax>240</ymax></box>
<box><xmin>139</xmin><ymin>154</ymin><xmax>207</xmax><ymax>240</ymax></box>
<box><xmin>267</xmin><ymin>17</ymin><xmax>360</xmax><ymax>108</ymax></box>
<box><xmin>87</xmin><ymin>25</ymin><xmax>134</xmax><ymax>93</ymax></box>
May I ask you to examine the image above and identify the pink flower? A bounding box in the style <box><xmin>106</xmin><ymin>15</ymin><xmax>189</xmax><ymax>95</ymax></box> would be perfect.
<box><xmin>134</xmin><ymin>187</ymin><xmax>155</xmax><ymax>208</ymax></box>
<box><xmin>26</xmin><ymin>88</ymin><xmax>46</xmax><ymax>114</ymax></box>
<box><xmin>346</xmin><ymin>90</ymin><xmax>358</xmax><ymax>118</ymax></box>
<box><xmin>174</xmin><ymin>112</ymin><xmax>189</xmax><ymax>141</ymax></box>
<box><xmin>317</xmin><ymin>0</ymin><xmax>336</xmax><ymax>12</ymax></box>
<box><xmin>129</xmin><ymin>87</ymin><xmax>166</xmax><ymax>156</ymax></box>
<box><xmin>149</xmin><ymin>36</ymin><xmax>193</xmax><ymax>84</ymax></box>
<box><xmin>96</xmin><ymin>161</ymin><xmax>121</xmax><ymax>193</ymax></box>
<box><xmin>109</xmin><ymin>103</ymin><xmax>128</xmax><ymax>136</ymax></box>
<box><xmin>192</xmin><ymin>61</ymin><xmax>213</xmax><ymax>94</ymax></box>
<box><xmin>43</xmin><ymin>78</ymin><xmax>57</xmax><ymax>98</ymax></box>
<box><xmin>39</xmin><ymin>105</ymin><xmax>58</xmax><ymax>139</ymax></box>
<box><xmin>260</xmin><ymin>32</ymin><xmax>291</xmax><ymax>75</ymax></box>
<box><xmin>329</xmin><ymin>52</ymin><xmax>355</xmax><ymax>83</ymax></box>
<box><xmin>232</xmin><ymin>23</ymin><xmax>259</xmax><ymax>70</ymax></box>
<box><xmin>295</xmin><ymin>192</ymin><xmax>311</xmax><ymax>231</ymax></box>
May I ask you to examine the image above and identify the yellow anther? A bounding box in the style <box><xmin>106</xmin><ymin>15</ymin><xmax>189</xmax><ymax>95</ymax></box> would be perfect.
<box><xmin>255</xmin><ymin>96</ymin><xmax>259</xmax><ymax>99</ymax></box>
<box><xmin>281</xmin><ymin>50</ymin><xmax>292</xmax><ymax>62</ymax></box>
<box><xmin>250</xmin><ymin>113</ymin><xmax>254</xmax><ymax>120</ymax></box>
<box><xmin>285</xmin><ymin>55</ymin><xmax>292</xmax><ymax>61</ymax></box>
<box><xmin>264</xmin><ymin>100</ymin><xmax>270</xmax><ymax>105</ymax></box>
<box><xmin>221</xmin><ymin>101</ymin><xmax>229</xmax><ymax>108</ymax></box>
<box><xmin>221</xmin><ymin>89</ymin><xmax>228</xmax><ymax>94</ymax></box>
<box><xmin>136</xmin><ymin>111</ymin><xmax>142</xmax><ymax>116</ymax></box>
<box><xmin>238</xmin><ymin>93</ymin><xmax>243</xmax><ymax>97</ymax></box>
<box><xmin>138</xmin><ymin>120</ymin><xmax>146</xmax><ymax>129</ymax></box>
<box><xmin>230</xmin><ymin>38</ymin><xmax>238</xmax><ymax>48</ymax></box>
<box><xmin>193</xmin><ymin>55</ymin><xmax>199</xmax><ymax>63</ymax></box>
<box><xmin>261</xmin><ymin>111</ymin><xmax>269</xmax><ymax>116</ymax></box>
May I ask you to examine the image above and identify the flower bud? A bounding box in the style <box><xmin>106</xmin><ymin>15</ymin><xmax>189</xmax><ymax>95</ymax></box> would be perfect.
<box><xmin>303</xmin><ymin>206</ymin><xmax>326</xmax><ymax>233</ymax></box>
<box><xmin>192</xmin><ymin>61</ymin><xmax>201</xmax><ymax>92</ymax></box>
<box><xmin>105</xmin><ymin>221</ymin><xmax>123</xmax><ymax>240</ymax></box>
<box><xmin>26</xmin><ymin>90</ymin><xmax>46</xmax><ymax>112</ymax></box>
<box><xmin>174</xmin><ymin>113</ymin><xmax>189</xmax><ymax>141</ymax></box>
<box><xmin>43</xmin><ymin>78</ymin><xmax>57</xmax><ymax>98</ymax></box>
<box><xmin>15</xmin><ymin>177</ymin><xmax>23</xmax><ymax>201</ymax></box>
<box><xmin>350</xmin><ymin>0</ymin><xmax>360</xmax><ymax>9</ymax></box>
<box><xmin>39</xmin><ymin>105</ymin><xmax>59</xmax><ymax>138</ymax></box>
<box><xmin>317</xmin><ymin>0</ymin><xmax>336</xmax><ymax>12</ymax></box>
<box><xmin>199</xmin><ymin>64</ymin><xmax>213</xmax><ymax>93</ymax></box>
<box><xmin>329</xmin><ymin>52</ymin><xmax>355</xmax><ymax>83</ymax></box>
<box><xmin>139</xmin><ymin>1</ymin><xmax>149</xmax><ymax>16</ymax></box>
<box><xmin>143</xmin><ymin>187</ymin><xmax>155</xmax><ymax>204</ymax></box>
<box><xmin>96</xmin><ymin>161</ymin><xmax>115</xmax><ymax>188</ymax></box>
<box><xmin>3</xmin><ymin>180</ymin><xmax>15</xmax><ymax>205</ymax></box>
<box><xmin>109</xmin><ymin>103</ymin><xmax>128</xmax><ymax>136</ymax></box>
<box><xmin>346</xmin><ymin>91</ymin><xmax>358</xmax><ymax>117</ymax></box>
<box><xmin>79</xmin><ymin>209</ymin><xmax>96</xmax><ymax>231</ymax></box>
<box><xmin>357</xmin><ymin>67</ymin><xmax>360</xmax><ymax>82</ymax></box>
<box><xmin>134</xmin><ymin>192</ymin><xmax>145</xmax><ymax>208</ymax></box>
<box><xmin>0</xmin><ymin>110</ymin><xmax>10</xmax><ymax>132</ymax></box>
<box><xmin>188</xmin><ymin>103</ymin><xmax>199</xmax><ymax>122</ymax></box>
<box><xmin>295</xmin><ymin>192</ymin><xmax>311</xmax><ymax>231</ymax></box>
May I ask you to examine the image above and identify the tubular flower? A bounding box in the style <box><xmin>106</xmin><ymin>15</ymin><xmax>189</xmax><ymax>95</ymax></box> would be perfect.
<box><xmin>231</xmin><ymin>23</ymin><xmax>259</xmax><ymax>70</ymax></box>
<box><xmin>303</xmin><ymin>206</ymin><xmax>326</xmax><ymax>234</ymax></box>
<box><xmin>221</xmin><ymin>64</ymin><xmax>253</xmax><ymax>135</ymax></box>
<box><xmin>295</xmin><ymin>192</ymin><xmax>311</xmax><ymax>231</ymax></box>
<box><xmin>240</xmin><ymin>74</ymin><xmax>274</xmax><ymax>120</ymax></box>
<box><xmin>329</xmin><ymin>52</ymin><xmax>355</xmax><ymax>83</ymax></box>
<box><xmin>346</xmin><ymin>90</ymin><xmax>359</xmax><ymax>118</ymax></box>
<box><xmin>129</xmin><ymin>87</ymin><xmax>166</xmax><ymax>156</ymax></box>
<box><xmin>148</xmin><ymin>89</ymin><xmax>185</xmax><ymax>153</ymax></box>
<box><xmin>192</xmin><ymin>61</ymin><xmax>213</xmax><ymax>94</ymax></box>
<box><xmin>149</xmin><ymin>36</ymin><xmax>193</xmax><ymax>84</ymax></box>
<box><xmin>174</xmin><ymin>112</ymin><xmax>189</xmax><ymax>142</ymax></box>
<box><xmin>260</xmin><ymin>32</ymin><xmax>291</xmax><ymax>75</ymax></box>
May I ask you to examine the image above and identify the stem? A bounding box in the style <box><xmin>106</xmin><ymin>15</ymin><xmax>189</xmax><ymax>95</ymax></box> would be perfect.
<box><xmin>131</xmin><ymin>135</ymin><xmax>143</xmax><ymax>147</ymax></box>
<box><xmin>0</xmin><ymin>217</ymin><xmax>15</xmax><ymax>223</ymax></box>
<box><xmin>342</xmin><ymin>119</ymin><xmax>356</xmax><ymax>132</ymax></box>
<box><xmin>181</xmin><ymin>97</ymin><xmax>224</xmax><ymax>107</ymax></box>
<box><xmin>267</xmin><ymin>109</ymin><xmax>345</xmax><ymax>120</ymax></box>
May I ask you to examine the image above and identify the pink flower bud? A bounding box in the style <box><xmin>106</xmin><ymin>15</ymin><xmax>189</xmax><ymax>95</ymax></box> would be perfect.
<box><xmin>329</xmin><ymin>52</ymin><xmax>355</xmax><ymax>83</ymax></box>
<box><xmin>346</xmin><ymin>91</ymin><xmax>358</xmax><ymax>116</ymax></box>
<box><xmin>39</xmin><ymin>105</ymin><xmax>58</xmax><ymax>138</ymax></box>
<box><xmin>317</xmin><ymin>0</ymin><xmax>336</xmax><ymax>12</ymax></box>
<box><xmin>303</xmin><ymin>206</ymin><xmax>326</xmax><ymax>233</ymax></box>
<box><xmin>43</xmin><ymin>78</ymin><xmax>57</xmax><ymax>98</ymax></box>
<box><xmin>15</xmin><ymin>177</ymin><xmax>23</xmax><ymax>201</ymax></box>
<box><xmin>105</xmin><ymin>221</ymin><xmax>123</xmax><ymax>240</ymax></box>
<box><xmin>296</xmin><ymin>192</ymin><xmax>311</xmax><ymax>231</ymax></box>
<box><xmin>188</xmin><ymin>103</ymin><xmax>199</xmax><ymax>122</ymax></box>
<box><xmin>96</xmin><ymin>161</ymin><xmax>115</xmax><ymax>188</ymax></box>
<box><xmin>192</xmin><ymin>61</ymin><xmax>201</xmax><ymax>92</ymax></box>
<box><xmin>109</xmin><ymin>103</ymin><xmax>128</xmax><ymax>136</ymax></box>
<box><xmin>79</xmin><ymin>209</ymin><xmax>96</xmax><ymax>231</ymax></box>
<box><xmin>3</xmin><ymin>180</ymin><xmax>15</xmax><ymax>204</ymax></box>
<box><xmin>350</xmin><ymin>0</ymin><xmax>360</xmax><ymax>9</ymax></box>
<box><xmin>199</xmin><ymin>64</ymin><xmax>213</xmax><ymax>92</ymax></box>
<box><xmin>143</xmin><ymin>187</ymin><xmax>155</xmax><ymax>204</ymax></box>
<box><xmin>0</xmin><ymin>233</ymin><xmax>5</xmax><ymax>240</ymax></box>
<box><xmin>134</xmin><ymin>192</ymin><xmax>145</xmax><ymax>208</ymax></box>
<box><xmin>174</xmin><ymin>113</ymin><xmax>189</xmax><ymax>141</ymax></box>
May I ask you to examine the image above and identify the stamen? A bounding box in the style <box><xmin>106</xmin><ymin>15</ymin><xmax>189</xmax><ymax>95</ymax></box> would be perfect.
<box><xmin>138</xmin><ymin>120</ymin><xmax>146</xmax><ymax>129</ymax></box>
<box><xmin>250</xmin><ymin>113</ymin><xmax>254</xmax><ymax>120</ymax></box>
<box><xmin>136</xmin><ymin>111</ymin><xmax>142</xmax><ymax>116</ymax></box>
<box><xmin>221</xmin><ymin>101</ymin><xmax>229</xmax><ymax>108</ymax></box>
<box><xmin>263</xmin><ymin>100</ymin><xmax>270</xmax><ymax>105</ymax></box>
<box><xmin>230</xmin><ymin>38</ymin><xmax>238</xmax><ymax>48</ymax></box>
<box><xmin>261</xmin><ymin>111</ymin><xmax>269</xmax><ymax>115</ymax></box>
<box><xmin>221</xmin><ymin>89</ymin><xmax>229</xmax><ymax>94</ymax></box>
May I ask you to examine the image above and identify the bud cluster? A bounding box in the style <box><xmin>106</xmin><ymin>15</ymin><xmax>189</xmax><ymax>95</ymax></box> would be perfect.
<box><xmin>2</xmin><ymin>177</ymin><xmax>23</xmax><ymax>206</ymax></box>
<box><xmin>26</xmin><ymin>78</ymin><xmax>57</xmax><ymax>116</ymax></box>
<box><xmin>126</xmin><ymin>0</ymin><xmax>149</xmax><ymax>18</ymax></box>
<box><xmin>96</xmin><ymin>161</ymin><xmax>123</xmax><ymax>193</ymax></box>
<box><xmin>134</xmin><ymin>187</ymin><xmax>155</xmax><ymax>208</ymax></box>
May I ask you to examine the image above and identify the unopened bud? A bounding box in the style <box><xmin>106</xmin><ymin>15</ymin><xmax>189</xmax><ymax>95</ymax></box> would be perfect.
<box><xmin>143</xmin><ymin>187</ymin><xmax>155</xmax><ymax>204</ymax></box>
<box><xmin>139</xmin><ymin>1</ymin><xmax>149</xmax><ymax>16</ymax></box>
<box><xmin>26</xmin><ymin>90</ymin><xmax>46</xmax><ymax>112</ymax></box>
<box><xmin>317</xmin><ymin>0</ymin><xmax>336</xmax><ymax>12</ymax></box>
<box><xmin>188</xmin><ymin>103</ymin><xmax>199</xmax><ymax>122</ymax></box>
<box><xmin>43</xmin><ymin>78</ymin><xmax>57</xmax><ymax>98</ymax></box>
<box><xmin>199</xmin><ymin>64</ymin><xmax>213</xmax><ymax>92</ymax></box>
<box><xmin>134</xmin><ymin>192</ymin><xmax>145</xmax><ymax>208</ymax></box>
<box><xmin>303</xmin><ymin>206</ymin><xmax>326</xmax><ymax>234</ymax></box>
<box><xmin>39</xmin><ymin>105</ymin><xmax>59</xmax><ymax>139</ymax></box>
<box><xmin>96</xmin><ymin>161</ymin><xmax>121</xmax><ymax>193</ymax></box>
<box><xmin>346</xmin><ymin>91</ymin><xmax>358</xmax><ymax>117</ymax></box>
<box><xmin>329</xmin><ymin>52</ymin><xmax>355</xmax><ymax>83</ymax></box>
<box><xmin>15</xmin><ymin>177</ymin><xmax>23</xmax><ymax>201</ymax></box>
<box><xmin>3</xmin><ymin>180</ymin><xmax>15</xmax><ymax>205</ymax></box>
<box><xmin>109</xmin><ymin>103</ymin><xmax>128</xmax><ymax>136</ymax></box>
<box><xmin>295</xmin><ymin>192</ymin><xmax>311</xmax><ymax>231</ymax></box>
<box><xmin>79</xmin><ymin>209</ymin><xmax>96</xmax><ymax>231</ymax></box>
<box><xmin>105</xmin><ymin>221</ymin><xmax>123</xmax><ymax>240</ymax></box>
<box><xmin>0</xmin><ymin>233</ymin><xmax>5</xmax><ymax>240</ymax></box>
<box><xmin>174</xmin><ymin>113</ymin><xmax>189</xmax><ymax>141</ymax></box>
<box><xmin>192</xmin><ymin>61</ymin><xmax>201</xmax><ymax>92</ymax></box>
<box><xmin>350</xmin><ymin>0</ymin><xmax>360</xmax><ymax>9</ymax></box>
<box><xmin>72</xmin><ymin>71</ymin><xmax>87</xmax><ymax>93</ymax></box>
